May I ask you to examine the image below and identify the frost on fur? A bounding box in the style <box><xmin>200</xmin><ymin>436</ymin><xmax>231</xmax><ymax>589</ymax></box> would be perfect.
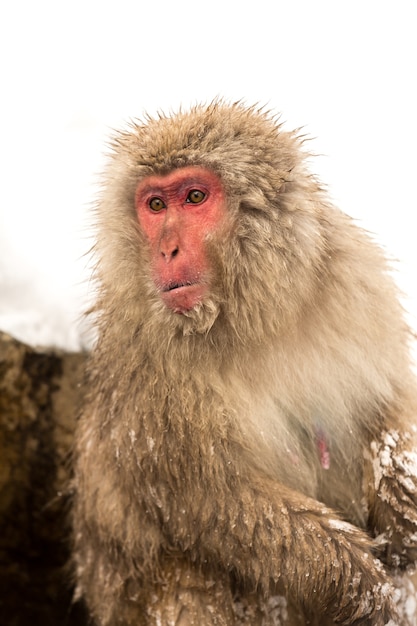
<box><xmin>367</xmin><ymin>429</ymin><xmax>417</xmax><ymax>569</ymax></box>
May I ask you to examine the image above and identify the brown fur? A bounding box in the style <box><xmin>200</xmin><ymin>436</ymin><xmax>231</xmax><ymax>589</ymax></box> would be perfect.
<box><xmin>73</xmin><ymin>101</ymin><xmax>417</xmax><ymax>624</ymax></box>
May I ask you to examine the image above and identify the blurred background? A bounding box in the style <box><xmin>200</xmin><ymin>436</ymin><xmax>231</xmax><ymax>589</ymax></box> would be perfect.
<box><xmin>0</xmin><ymin>0</ymin><xmax>416</xmax><ymax>354</ymax></box>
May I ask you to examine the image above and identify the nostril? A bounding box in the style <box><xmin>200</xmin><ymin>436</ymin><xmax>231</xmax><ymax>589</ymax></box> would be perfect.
<box><xmin>161</xmin><ymin>245</ymin><xmax>179</xmax><ymax>260</ymax></box>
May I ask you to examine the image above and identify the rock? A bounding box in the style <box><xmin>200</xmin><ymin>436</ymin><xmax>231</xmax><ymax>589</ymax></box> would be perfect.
<box><xmin>0</xmin><ymin>331</ymin><xmax>88</xmax><ymax>625</ymax></box>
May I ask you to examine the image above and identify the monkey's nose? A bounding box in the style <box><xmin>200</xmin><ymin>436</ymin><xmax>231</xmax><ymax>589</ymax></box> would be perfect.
<box><xmin>160</xmin><ymin>245</ymin><xmax>179</xmax><ymax>262</ymax></box>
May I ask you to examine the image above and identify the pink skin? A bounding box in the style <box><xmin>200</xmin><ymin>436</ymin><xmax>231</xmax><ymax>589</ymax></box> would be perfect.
<box><xmin>135</xmin><ymin>166</ymin><xmax>226</xmax><ymax>313</ymax></box>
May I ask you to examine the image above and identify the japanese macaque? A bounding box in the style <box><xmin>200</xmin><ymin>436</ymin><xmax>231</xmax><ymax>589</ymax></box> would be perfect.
<box><xmin>73</xmin><ymin>101</ymin><xmax>417</xmax><ymax>625</ymax></box>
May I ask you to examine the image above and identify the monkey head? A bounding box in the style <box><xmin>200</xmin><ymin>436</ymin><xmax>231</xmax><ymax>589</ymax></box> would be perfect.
<box><xmin>95</xmin><ymin>102</ymin><xmax>329</xmax><ymax>342</ymax></box>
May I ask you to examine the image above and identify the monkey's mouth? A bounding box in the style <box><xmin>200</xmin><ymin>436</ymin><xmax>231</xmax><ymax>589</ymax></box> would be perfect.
<box><xmin>160</xmin><ymin>280</ymin><xmax>206</xmax><ymax>313</ymax></box>
<box><xmin>162</xmin><ymin>281</ymin><xmax>197</xmax><ymax>293</ymax></box>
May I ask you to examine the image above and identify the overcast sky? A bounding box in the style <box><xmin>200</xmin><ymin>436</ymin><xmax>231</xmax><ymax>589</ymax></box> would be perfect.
<box><xmin>0</xmin><ymin>0</ymin><xmax>416</xmax><ymax>351</ymax></box>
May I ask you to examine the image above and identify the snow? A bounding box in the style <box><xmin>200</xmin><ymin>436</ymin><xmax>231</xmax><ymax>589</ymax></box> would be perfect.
<box><xmin>367</xmin><ymin>430</ymin><xmax>417</xmax><ymax>623</ymax></box>
<box><xmin>328</xmin><ymin>518</ymin><xmax>356</xmax><ymax>533</ymax></box>
<box><xmin>394</xmin><ymin>574</ymin><xmax>417</xmax><ymax>626</ymax></box>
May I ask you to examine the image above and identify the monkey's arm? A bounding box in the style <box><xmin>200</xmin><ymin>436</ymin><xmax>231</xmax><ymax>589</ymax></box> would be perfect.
<box><xmin>175</xmin><ymin>473</ymin><xmax>397</xmax><ymax>626</ymax></box>
<box><xmin>366</xmin><ymin>428</ymin><xmax>417</xmax><ymax>569</ymax></box>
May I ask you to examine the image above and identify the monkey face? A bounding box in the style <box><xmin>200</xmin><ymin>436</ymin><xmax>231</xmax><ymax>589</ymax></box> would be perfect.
<box><xmin>135</xmin><ymin>166</ymin><xmax>227</xmax><ymax>313</ymax></box>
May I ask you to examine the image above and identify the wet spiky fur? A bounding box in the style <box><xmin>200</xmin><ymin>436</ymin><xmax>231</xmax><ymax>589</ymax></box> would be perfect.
<box><xmin>73</xmin><ymin>101</ymin><xmax>417</xmax><ymax>625</ymax></box>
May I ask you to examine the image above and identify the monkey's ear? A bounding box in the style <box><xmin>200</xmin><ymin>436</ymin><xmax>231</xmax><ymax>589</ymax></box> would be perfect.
<box><xmin>238</xmin><ymin>176</ymin><xmax>290</xmax><ymax>216</ymax></box>
<box><xmin>239</xmin><ymin>196</ymin><xmax>270</xmax><ymax>216</ymax></box>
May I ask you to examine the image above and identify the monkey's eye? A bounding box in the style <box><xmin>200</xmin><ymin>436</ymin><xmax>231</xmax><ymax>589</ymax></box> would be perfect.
<box><xmin>149</xmin><ymin>197</ymin><xmax>166</xmax><ymax>212</ymax></box>
<box><xmin>186</xmin><ymin>189</ymin><xmax>206</xmax><ymax>204</ymax></box>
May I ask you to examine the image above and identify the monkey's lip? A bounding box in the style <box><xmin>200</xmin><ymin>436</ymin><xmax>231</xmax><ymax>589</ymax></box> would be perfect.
<box><xmin>162</xmin><ymin>281</ymin><xmax>197</xmax><ymax>293</ymax></box>
<box><xmin>160</xmin><ymin>281</ymin><xmax>206</xmax><ymax>312</ymax></box>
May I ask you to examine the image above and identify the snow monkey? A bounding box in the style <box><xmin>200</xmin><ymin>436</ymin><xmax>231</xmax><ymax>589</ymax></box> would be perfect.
<box><xmin>73</xmin><ymin>101</ymin><xmax>417</xmax><ymax>625</ymax></box>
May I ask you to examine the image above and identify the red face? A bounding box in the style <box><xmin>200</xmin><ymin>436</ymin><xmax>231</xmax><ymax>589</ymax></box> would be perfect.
<box><xmin>135</xmin><ymin>166</ymin><xmax>226</xmax><ymax>313</ymax></box>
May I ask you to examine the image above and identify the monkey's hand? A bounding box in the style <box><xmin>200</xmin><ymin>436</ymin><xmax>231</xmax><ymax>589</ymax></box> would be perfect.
<box><xmin>366</xmin><ymin>429</ymin><xmax>417</xmax><ymax>570</ymax></box>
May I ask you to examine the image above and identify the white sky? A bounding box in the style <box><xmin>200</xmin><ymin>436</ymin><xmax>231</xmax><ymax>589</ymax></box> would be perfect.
<box><xmin>0</xmin><ymin>0</ymin><xmax>416</xmax><ymax>351</ymax></box>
